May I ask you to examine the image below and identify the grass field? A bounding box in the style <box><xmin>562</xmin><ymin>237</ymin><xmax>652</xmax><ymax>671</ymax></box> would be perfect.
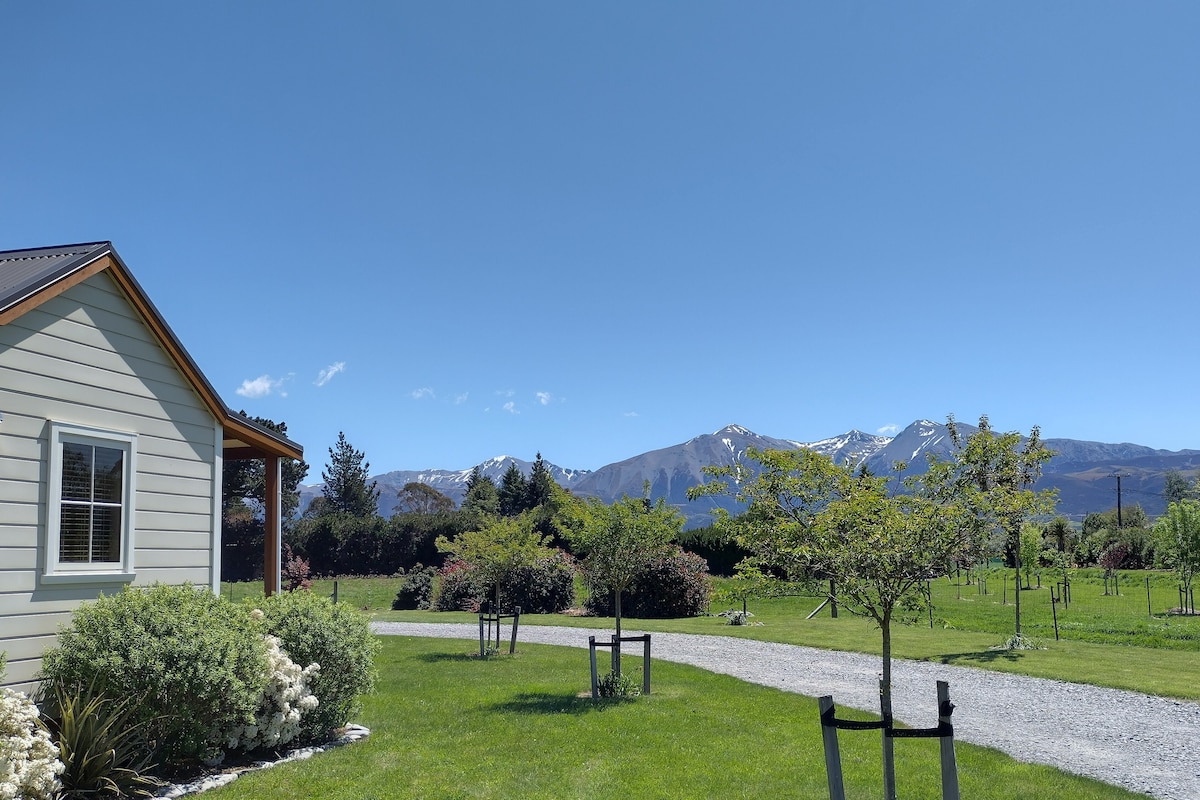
<box><xmin>203</xmin><ymin>636</ymin><xmax>1148</xmax><ymax>800</ymax></box>
<box><xmin>223</xmin><ymin>570</ymin><xmax>1200</xmax><ymax>700</ymax></box>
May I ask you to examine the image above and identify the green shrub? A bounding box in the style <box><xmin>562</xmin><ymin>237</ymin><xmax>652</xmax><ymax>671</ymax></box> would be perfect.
<box><xmin>595</xmin><ymin>670</ymin><xmax>640</xmax><ymax>698</ymax></box>
<box><xmin>430</xmin><ymin>559</ymin><xmax>485</xmax><ymax>611</ymax></box>
<box><xmin>585</xmin><ymin>546</ymin><xmax>711</xmax><ymax>618</ymax></box>
<box><xmin>35</xmin><ymin>677</ymin><xmax>161</xmax><ymax>798</ymax></box>
<box><xmin>430</xmin><ymin>551</ymin><xmax>576</xmax><ymax>614</ymax></box>
<box><xmin>503</xmin><ymin>550</ymin><xmax>577</xmax><ymax>614</ymax></box>
<box><xmin>39</xmin><ymin>584</ymin><xmax>265</xmax><ymax>766</ymax></box>
<box><xmin>392</xmin><ymin>565</ymin><xmax>436</xmax><ymax>610</ymax></box>
<box><xmin>258</xmin><ymin>590</ymin><xmax>380</xmax><ymax>739</ymax></box>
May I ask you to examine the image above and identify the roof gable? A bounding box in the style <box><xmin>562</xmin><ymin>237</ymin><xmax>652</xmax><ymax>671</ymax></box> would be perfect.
<box><xmin>0</xmin><ymin>241</ymin><xmax>302</xmax><ymax>461</ymax></box>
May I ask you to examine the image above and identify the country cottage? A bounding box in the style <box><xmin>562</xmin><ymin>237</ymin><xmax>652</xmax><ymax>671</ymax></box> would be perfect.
<box><xmin>0</xmin><ymin>241</ymin><xmax>301</xmax><ymax>688</ymax></box>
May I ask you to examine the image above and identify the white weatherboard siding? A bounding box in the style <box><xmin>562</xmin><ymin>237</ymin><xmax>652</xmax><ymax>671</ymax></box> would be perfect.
<box><xmin>0</xmin><ymin>271</ymin><xmax>220</xmax><ymax>687</ymax></box>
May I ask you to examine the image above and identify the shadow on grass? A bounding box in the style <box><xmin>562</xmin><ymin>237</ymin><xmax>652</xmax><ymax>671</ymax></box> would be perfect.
<box><xmin>489</xmin><ymin>691</ymin><xmax>639</xmax><ymax>715</ymax></box>
<box><xmin>931</xmin><ymin>649</ymin><xmax>1029</xmax><ymax>665</ymax></box>
<box><xmin>415</xmin><ymin>651</ymin><xmax>499</xmax><ymax>664</ymax></box>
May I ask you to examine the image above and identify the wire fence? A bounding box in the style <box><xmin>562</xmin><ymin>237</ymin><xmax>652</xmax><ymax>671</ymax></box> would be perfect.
<box><xmin>929</xmin><ymin>568</ymin><xmax>1199</xmax><ymax>649</ymax></box>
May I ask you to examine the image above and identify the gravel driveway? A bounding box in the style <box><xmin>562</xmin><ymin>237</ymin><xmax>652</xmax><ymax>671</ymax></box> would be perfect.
<box><xmin>371</xmin><ymin>621</ymin><xmax>1199</xmax><ymax>800</ymax></box>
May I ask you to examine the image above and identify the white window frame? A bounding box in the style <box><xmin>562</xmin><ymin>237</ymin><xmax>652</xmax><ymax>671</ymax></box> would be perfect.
<box><xmin>43</xmin><ymin>421</ymin><xmax>137</xmax><ymax>584</ymax></box>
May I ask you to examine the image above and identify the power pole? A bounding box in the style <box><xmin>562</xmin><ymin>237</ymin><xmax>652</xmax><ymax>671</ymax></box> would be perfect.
<box><xmin>1109</xmin><ymin>474</ymin><xmax>1124</xmax><ymax>527</ymax></box>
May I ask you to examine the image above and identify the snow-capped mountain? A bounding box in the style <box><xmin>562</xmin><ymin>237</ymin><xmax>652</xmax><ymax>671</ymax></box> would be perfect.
<box><xmin>299</xmin><ymin>455</ymin><xmax>590</xmax><ymax>517</ymax></box>
<box><xmin>801</xmin><ymin>429</ymin><xmax>892</xmax><ymax>465</ymax></box>
<box><xmin>299</xmin><ymin>420</ymin><xmax>1200</xmax><ymax>526</ymax></box>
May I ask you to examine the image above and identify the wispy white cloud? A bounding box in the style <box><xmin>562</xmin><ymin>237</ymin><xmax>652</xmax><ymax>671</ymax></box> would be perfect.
<box><xmin>624</xmin><ymin>411</ymin><xmax>639</xmax><ymax>417</ymax></box>
<box><xmin>496</xmin><ymin>389</ymin><xmax>515</xmax><ymax>398</ymax></box>
<box><xmin>503</xmin><ymin>401</ymin><xmax>519</xmax><ymax>414</ymax></box>
<box><xmin>236</xmin><ymin>374</ymin><xmax>286</xmax><ymax>399</ymax></box>
<box><xmin>455</xmin><ymin>392</ymin><xmax>469</xmax><ymax>405</ymax></box>
<box><xmin>536</xmin><ymin>391</ymin><xmax>552</xmax><ymax>406</ymax></box>
<box><xmin>314</xmin><ymin>361</ymin><xmax>346</xmax><ymax>387</ymax></box>
<box><xmin>411</xmin><ymin>387</ymin><xmax>435</xmax><ymax>400</ymax></box>
<box><xmin>877</xmin><ymin>424</ymin><xmax>899</xmax><ymax>436</ymax></box>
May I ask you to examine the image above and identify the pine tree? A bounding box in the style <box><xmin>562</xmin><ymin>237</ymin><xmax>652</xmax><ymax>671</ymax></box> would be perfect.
<box><xmin>461</xmin><ymin>466</ymin><xmax>499</xmax><ymax>516</ymax></box>
<box><xmin>498</xmin><ymin>462</ymin><xmax>529</xmax><ymax>516</ymax></box>
<box><xmin>526</xmin><ymin>452</ymin><xmax>554</xmax><ymax>510</ymax></box>
<box><xmin>320</xmin><ymin>432</ymin><xmax>380</xmax><ymax>517</ymax></box>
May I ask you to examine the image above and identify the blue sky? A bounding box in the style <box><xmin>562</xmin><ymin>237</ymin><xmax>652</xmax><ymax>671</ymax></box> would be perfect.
<box><xmin>4</xmin><ymin>3</ymin><xmax>1198</xmax><ymax>476</ymax></box>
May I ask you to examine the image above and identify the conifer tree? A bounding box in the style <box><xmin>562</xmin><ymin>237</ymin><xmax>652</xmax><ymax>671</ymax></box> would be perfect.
<box><xmin>320</xmin><ymin>432</ymin><xmax>380</xmax><ymax>517</ymax></box>
<box><xmin>498</xmin><ymin>462</ymin><xmax>529</xmax><ymax>516</ymax></box>
<box><xmin>526</xmin><ymin>452</ymin><xmax>555</xmax><ymax>510</ymax></box>
<box><xmin>461</xmin><ymin>466</ymin><xmax>499</xmax><ymax>516</ymax></box>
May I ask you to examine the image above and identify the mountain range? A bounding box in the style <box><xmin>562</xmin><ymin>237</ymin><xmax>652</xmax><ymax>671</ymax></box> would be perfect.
<box><xmin>298</xmin><ymin>420</ymin><xmax>1200</xmax><ymax>528</ymax></box>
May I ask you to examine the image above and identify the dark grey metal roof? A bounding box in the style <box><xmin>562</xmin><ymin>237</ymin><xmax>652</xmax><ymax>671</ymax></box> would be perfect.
<box><xmin>0</xmin><ymin>241</ymin><xmax>113</xmax><ymax>315</ymax></box>
<box><xmin>0</xmin><ymin>240</ymin><xmax>302</xmax><ymax>460</ymax></box>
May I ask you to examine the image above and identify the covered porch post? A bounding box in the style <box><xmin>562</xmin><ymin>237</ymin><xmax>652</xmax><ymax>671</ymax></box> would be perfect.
<box><xmin>264</xmin><ymin>455</ymin><xmax>281</xmax><ymax>596</ymax></box>
<box><xmin>221</xmin><ymin>414</ymin><xmax>303</xmax><ymax>598</ymax></box>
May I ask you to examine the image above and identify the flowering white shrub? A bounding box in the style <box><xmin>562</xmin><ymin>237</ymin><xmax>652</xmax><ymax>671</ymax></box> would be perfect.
<box><xmin>224</xmin><ymin>634</ymin><xmax>319</xmax><ymax>752</ymax></box>
<box><xmin>0</xmin><ymin>686</ymin><xmax>63</xmax><ymax>800</ymax></box>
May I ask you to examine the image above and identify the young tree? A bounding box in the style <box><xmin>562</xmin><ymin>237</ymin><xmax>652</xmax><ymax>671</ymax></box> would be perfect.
<box><xmin>568</xmin><ymin>492</ymin><xmax>683</xmax><ymax>652</ymax></box>
<box><xmin>320</xmin><ymin>432</ymin><xmax>380</xmax><ymax>518</ymax></box>
<box><xmin>691</xmin><ymin>446</ymin><xmax>968</xmax><ymax>800</ymax></box>
<box><xmin>1018</xmin><ymin>523</ymin><xmax>1043</xmax><ymax>588</ymax></box>
<box><xmin>436</xmin><ymin>513</ymin><xmax>553</xmax><ymax>647</ymax></box>
<box><xmin>1153</xmin><ymin>500</ymin><xmax>1200</xmax><ymax>611</ymax></box>
<box><xmin>931</xmin><ymin>415</ymin><xmax>1057</xmax><ymax>644</ymax></box>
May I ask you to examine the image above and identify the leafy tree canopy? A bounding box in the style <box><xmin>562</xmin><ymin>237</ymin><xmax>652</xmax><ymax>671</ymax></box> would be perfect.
<box><xmin>435</xmin><ymin>512</ymin><xmax>553</xmax><ymax>613</ymax></box>
<box><xmin>395</xmin><ymin>482</ymin><xmax>455</xmax><ymax>515</ymax></box>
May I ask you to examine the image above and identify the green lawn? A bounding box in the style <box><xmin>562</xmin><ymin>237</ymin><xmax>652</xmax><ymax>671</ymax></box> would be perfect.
<box><xmin>224</xmin><ymin>572</ymin><xmax>1200</xmax><ymax>700</ymax></box>
<box><xmin>205</xmin><ymin>636</ymin><xmax>1146</xmax><ymax>800</ymax></box>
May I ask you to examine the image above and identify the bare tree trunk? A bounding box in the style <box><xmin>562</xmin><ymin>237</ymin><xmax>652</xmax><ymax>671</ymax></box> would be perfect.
<box><xmin>881</xmin><ymin>616</ymin><xmax>896</xmax><ymax>800</ymax></box>
<box><xmin>613</xmin><ymin>589</ymin><xmax>623</xmax><ymax>676</ymax></box>
<box><xmin>1013</xmin><ymin>530</ymin><xmax>1022</xmax><ymax>638</ymax></box>
<box><xmin>494</xmin><ymin>583</ymin><xmax>502</xmax><ymax>650</ymax></box>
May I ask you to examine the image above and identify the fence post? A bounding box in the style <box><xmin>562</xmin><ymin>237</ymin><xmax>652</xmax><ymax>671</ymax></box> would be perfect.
<box><xmin>817</xmin><ymin>696</ymin><xmax>846</xmax><ymax>800</ymax></box>
<box><xmin>1050</xmin><ymin>587</ymin><xmax>1060</xmax><ymax>641</ymax></box>
<box><xmin>937</xmin><ymin>681</ymin><xmax>959</xmax><ymax>800</ymax></box>
<box><xmin>589</xmin><ymin>637</ymin><xmax>599</xmax><ymax>699</ymax></box>
<box><xmin>611</xmin><ymin>633</ymin><xmax>621</xmax><ymax>675</ymax></box>
<box><xmin>642</xmin><ymin>635</ymin><xmax>652</xmax><ymax>695</ymax></box>
<box><xmin>478</xmin><ymin>614</ymin><xmax>486</xmax><ymax>656</ymax></box>
<box><xmin>332</xmin><ymin>580</ymin><xmax>338</xmax><ymax>604</ymax></box>
<box><xmin>509</xmin><ymin>608</ymin><xmax>521</xmax><ymax>654</ymax></box>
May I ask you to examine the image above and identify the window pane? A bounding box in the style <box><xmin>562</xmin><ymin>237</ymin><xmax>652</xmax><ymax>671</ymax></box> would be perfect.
<box><xmin>92</xmin><ymin>507</ymin><xmax>122</xmax><ymax>562</ymax></box>
<box><xmin>61</xmin><ymin>443</ymin><xmax>93</xmax><ymax>501</ymax></box>
<box><xmin>59</xmin><ymin>505</ymin><xmax>91</xmax><ymax>562</ymax></box>
<box><xmin>93</xmin><ymin>446</ymin><xmax>124</xmax><ymax>503</ymax></box>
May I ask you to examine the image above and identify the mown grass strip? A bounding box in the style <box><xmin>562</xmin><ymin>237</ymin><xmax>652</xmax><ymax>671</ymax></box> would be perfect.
<box><xmin>206</xmin><ymin>636</ymin><xmax>1147</xmax><ymax>800</ymax></box>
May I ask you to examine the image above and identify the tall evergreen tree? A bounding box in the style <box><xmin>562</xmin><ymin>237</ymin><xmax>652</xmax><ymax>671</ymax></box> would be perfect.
<box><xmin>461</xmin><ymin>466</ymin><xmax>499</xmax><ymax>516</ymax></box>
<box><xmin>320</xmin><ymin>431</ymin><xmax>380</xmax><ymax>517</ymax></box>
<box><xmin>526</xmin><ymin>452</ymin><xmax>555</xmax><ymax>509</ymax></box>
<box><xmin>498</xmin><ymin>462</ymin><xmax>529</xmax><ymax>516</ymax></box>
